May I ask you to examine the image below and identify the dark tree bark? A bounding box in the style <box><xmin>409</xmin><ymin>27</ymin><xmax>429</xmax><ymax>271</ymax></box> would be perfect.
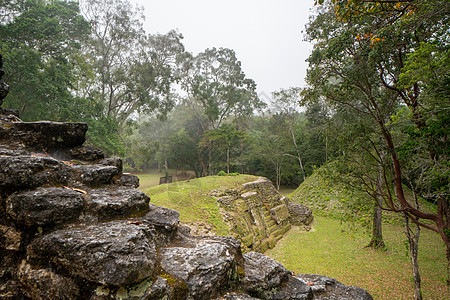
<box><xmin>367</xmin><ymin>204</ymin><xmax>385</xmax><ymax>249</ymax></box>
<box><xmin>367</xmin><ymin>164</ymin><xmax>386</xmax><ymax>249</ymax></box>
<box><xmin>405</xmin><ymin>214</ymin><xmax>422</xmax><ymax>300</ymax></box>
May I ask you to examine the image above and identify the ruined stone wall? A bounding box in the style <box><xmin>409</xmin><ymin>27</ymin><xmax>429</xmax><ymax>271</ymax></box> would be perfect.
<box><xmin>212</xmin><ymin>177</ymin><xmax>293</xmax><ymax>253</ymax></box>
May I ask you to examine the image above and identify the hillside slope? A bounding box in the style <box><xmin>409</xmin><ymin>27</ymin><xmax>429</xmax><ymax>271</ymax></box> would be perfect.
<box><xmin>289</xmin><ymin>164</ymin><xmax>437</xmax><ymax>229</ymax></box>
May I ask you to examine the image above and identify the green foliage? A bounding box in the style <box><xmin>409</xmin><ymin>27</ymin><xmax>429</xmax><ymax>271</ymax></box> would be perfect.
<box><xmin>179</xmin><ymin>47</ymin><xmax>264</xmax><ymax>129</ymax></box>
<box><xmin>1</xmin><ymin>0</ymin><xmax>90</xmax><ymax>121</ymax></box>
<box><xmin>85</xmin><ymin>115</ymin><xmax>125</xmax><ymax>156</ymax></box>
<box><xmin>290</xmin><ymin>163</ymin><xmax>437</xmax><ymax>232</ymax></box>
<box><xmin>217</xmin><ymin>170</ymin><xmax>227</xmax><ymax>176</ymax></box>
<box><xmin>80</xmin><ymin>0</ymin><xmax>184</xmax><ymax>127</ymax></box>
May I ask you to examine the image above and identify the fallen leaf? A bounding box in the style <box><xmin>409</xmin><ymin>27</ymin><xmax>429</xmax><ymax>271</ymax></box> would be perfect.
<box><xmin>63</xmin><ymin>186</ymin><xmax>87</xmax><ymax>194</ymax></box>
<box><xmin>127</xmin><ymin>221</ymin><xmax>142</xmax><ymax>225</ymax></box>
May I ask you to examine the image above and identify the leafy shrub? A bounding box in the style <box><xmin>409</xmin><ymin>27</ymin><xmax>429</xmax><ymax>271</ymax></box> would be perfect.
<box><xmin>217</xmin><ymin>170</ymin><xmax>227</xmax><ymax>176</ymax></box>
<box><xmin>228</xmin><ymin>172</ymin><xmax>240</xmax><ymax>176</ymax></box>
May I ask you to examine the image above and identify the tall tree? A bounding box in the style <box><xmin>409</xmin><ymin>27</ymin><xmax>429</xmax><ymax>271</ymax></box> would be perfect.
<box><xmin>179</xmin><ymin>47</ymin><xmax>263</xmax><ymax>131</ymax></box>
<box><xmin>271</xmin><ymin>88</ymin><xmax>308</xmax><ymax>182</ymax></box>
<box><xmin>80</xmin><ymin>0</ymin><xmax>183</xmax><ymax>126</ymax></box>
<box><xmin>309</xmin><ymin>0</ymin><xmax>449</xmax><ymax>290</ymax></box>
<box><xmin>0</xmin><ymin>0</ymin><xmax>90</xmax><ymax>121</ymax></box>
<box><xmin>178</xmin><ymin>47</ymin><xmax>263</xmax><ymax>174</ymax></box>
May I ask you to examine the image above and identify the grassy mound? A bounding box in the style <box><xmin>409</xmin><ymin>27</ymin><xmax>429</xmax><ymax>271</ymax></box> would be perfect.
<box><xmin>140</xmin><ymin>174</ymin><xmax>259</xmax><ymax>236</ymax></box>
<box><xmin>288</xmin><ymin>164</ymin><xmax>437</xmax><ymax>231</ymax></box>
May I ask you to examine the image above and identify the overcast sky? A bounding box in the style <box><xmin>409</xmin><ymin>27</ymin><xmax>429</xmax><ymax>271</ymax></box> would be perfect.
<box><xmin>130</xmin><ymin>0</ymin><xmax>315</xmax><ymax>101</ymax></box>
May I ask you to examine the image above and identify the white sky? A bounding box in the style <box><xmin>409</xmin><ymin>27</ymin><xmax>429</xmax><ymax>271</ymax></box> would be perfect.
<box><xmin>130</xmin><ymin>0</ymin><xmax>315</xmax><ymax>100</ymax></box>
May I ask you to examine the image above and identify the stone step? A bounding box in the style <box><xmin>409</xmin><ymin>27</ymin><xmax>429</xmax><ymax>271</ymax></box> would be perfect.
<box><xmin>86</xmin><ymin>187</ymin><xmax>150</xmax><ymax>221</ymax></box>
<box><xmin>1</xmin><ymin>121</ymin><xmax>87</xmax><ymax>152</ymax></box>
<box><xmin>0</xmin><ymin>156</ymin><xmax>71</xmax><ymax>192</ymax></box>
<box><xmin>70</xmin><ymin>164</ymin><xmax>119</xmax><ymax>187</ymax></box>
<box><xmin>27</xmin><ymin>221</ymin><xmax>156</xmax><ymax>287</ymax></box>
<box><xmin>6</xmin><ymin>187</ymin><xmax>84</xmax><ymax>227</ymax></box>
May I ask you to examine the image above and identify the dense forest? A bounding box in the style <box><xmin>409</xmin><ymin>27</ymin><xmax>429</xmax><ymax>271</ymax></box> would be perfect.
<box><xmin>1</xmin><ymin>0</ymin><xmax>449</xmax><ymax>297</ymax></box>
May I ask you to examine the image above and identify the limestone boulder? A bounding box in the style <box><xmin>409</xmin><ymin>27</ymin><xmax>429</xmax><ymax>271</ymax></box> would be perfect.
<box><xmin>113</xmin><ymin>173</ymin><xmax>140</xmax><ymax>188</ymax></box>
<box><xmin>242</xmin><ymin>251</ymin><xmax>291</xmax><ymax>294</ymax></box>
<box><xmin>99</xmin><ymin>157</ymin><xmax>123</xmax><ymax>174</ymax></box>
<box><xmin>86</xmin><ymin>187</ymin><xmax>150</xmax><ymax>221</ymax></box>
<box><xmin>141</xmin><ymin>204</ymin><xmax>181</xmax><ymax>247</ymax></box>
<box><xmin>71</xmin><ymin>164</ymin><xmax>119</xmax><ymax>187</ymax></box>
<box><xmin>242</xmin><ymin>252</ymin><xmax>313</xmax><ymax>299</ymax></box>
<box><xmin>295</xmin><ymin>274</ymin><xmax>373</xmax><ymax>300</ymax></box>
<box><xmin>159</xmin><ymin>236</ymin><xmax>243</xmax><ymax>299</ymax></box>
<box><xmin>6</xmin><ymin>187</ymin><xmax>84</xmax><ymax>227</ymax></box>
<box><xmin>5</xmin><ymin>121</ymin><xmax>87</xmax><ymax>151</ymax></box>
<box><xmin>0</xmin><ymin>156</ymin><xmax>71</xmax><ymax>193</ymax></box>
<box><xmin>288</xmin><ymin>203</ymin><xmax>313</xmax><ymax>226</ymax></box>
<box><xmin>27</xmin><ymin>221</ymin><xmax>156</xmax><ymax>286</ymax></box>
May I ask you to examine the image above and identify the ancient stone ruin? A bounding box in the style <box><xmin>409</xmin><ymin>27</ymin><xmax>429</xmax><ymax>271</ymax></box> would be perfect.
<box><xmin>209</xmin><ymin>178</ymin><xmax>313</xmax><ymax>253</ymax></box>
<box><xmin>0</xmin><ymin>74</ymin><xmax>372</xmax><ymax>300</ymax></box>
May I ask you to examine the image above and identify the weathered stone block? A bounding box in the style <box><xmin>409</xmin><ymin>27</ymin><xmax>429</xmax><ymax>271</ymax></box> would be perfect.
<box><xmin>270</xmin><ymin>204</ymin><xmax>290</xmax><ymax>225</ymax></box>
<box><xmin>27</xmin><ymin>221</ymin><xmax>156</xmax><ymax>286</ymax></box>
<box><xmin>7</xmin><ymin>187</ymin><xmax>84</xmax><ymax>226</ymax></box>
<box><xmin>71</xmin><ymin>164</ymin><xmax>118</xmax><ymax>187</ymax></box>
<box><xmin>288</xmin><ymin>203</ymin><xmax>313</xmax><ymax>226</ymax></box>
<box><xmin>270</xmin><ymin>276</ymin><xmax>313</xmax><ymax>300</ymax></box>
<box><xmin>99</xmin><ymin>157</ymin><xmax>123</xmax><ymax>173</ymax></box>
<box><xmin>160</xmin><ymin>237</ymin><xmax>242</xmax><ymax>299</ymax></box>
<box><xmin>86</xmin><ymin>187</ymin><xmax>150</xmax><ymax>221</ymax></box>
<box><xmin>113</xmin><ymin>173</ymin><xmax>140</xmax><ymax>188</ymax></box>
<box><xmin>17</xmin><ymin>261</ymin><xmax>80</xmax><ymax>300</ymax></box>
<box><xmin>0</xmin><ymin>156</ymin><xmax>70</xmax><ymax>192</ymax></box>
<box><xmin>242</xmin><ymin>252</ymin><xmax>291</xmax><ymax>295</ymax></box>
<box><xmin>9</xmin><ymin>121</ymin><xmax>87</xmax><ymax>151</ymax></box>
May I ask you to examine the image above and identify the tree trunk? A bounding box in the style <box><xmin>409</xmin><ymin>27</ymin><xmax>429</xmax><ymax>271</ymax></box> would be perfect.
<box><xmin>226</xmin><ymin>148</ymin><xmax>230</xmax><ymax>174</ymax></box>
<box><xmin>366</xmin><ymin>204</ymin><xmax>385</xmax><ymax>248</ymax></box>
<box><xmin>197</xmin><ymin>149</ymin><xmax>207</xmax><ymax>177</ymax></box>
<box><xmin>405</xmin><ymin>214</ymin><xmax>422</xmax><ymax>300</ymax></box>
<box><xmin>240</xmin><ymin>139</ymin><xmax>244</xmax><ymax>174</ymax></box>
<box><xmin>289</xmin><ymin>123</ymin><xmax>306</xmax><ymax>182</ymax></box>
<box><xmin>274</xmin><ymin>161</ymin><xmax>281</xmax><ymax>190</ymax></box>
<box><xmin>367</xmin><ymin>165</ymin><xmax>385</xmax><ymax>249</ymax></box>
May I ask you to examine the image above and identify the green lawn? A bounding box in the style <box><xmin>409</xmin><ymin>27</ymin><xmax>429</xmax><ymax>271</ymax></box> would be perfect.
<box><xmin>133</xmin><ymin>169</ymin><xmax>195</xmax><ymax>190</ymax></box>
<box><xmin>139</xmin><ymin>174</ymin><xmax>259</xmax><ymax>236</ymax></box>
<box><xmin>265</xmin><ymin>216</ymin><xmax>448</xmax><ymax>300</ymax></box>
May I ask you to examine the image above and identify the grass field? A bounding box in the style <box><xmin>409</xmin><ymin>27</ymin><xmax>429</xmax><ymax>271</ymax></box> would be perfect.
<box><xmin>136</xmin><ymin>171</ymin><xmax>448</xmax><ymax>299</ymax></box>
<box><xmin>133</xmin><ymin>169</ymin><xmax>195</xmax><ymax>190</ymax></box>
<box><xmin>139</xmin><ymin>173</ymin><xmax>259</xmax><ymax>236</ymax></box>
<box><xmin>266</xmin><ymin>216</ymin><xmax>449</xmax><ymax>299</ymax></box>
